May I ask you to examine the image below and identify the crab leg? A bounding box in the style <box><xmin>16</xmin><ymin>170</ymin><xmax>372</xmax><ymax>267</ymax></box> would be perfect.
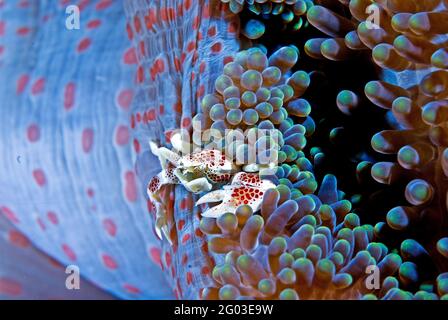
<box><xmin>147</xmin><ymin>167</ymin><xmax>179</xmax><ymax>243</ymax></box>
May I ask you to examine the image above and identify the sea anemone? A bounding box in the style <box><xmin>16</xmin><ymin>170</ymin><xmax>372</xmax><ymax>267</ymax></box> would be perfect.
<box><xmin>300</xmin><ymin>0</ymin><xmax>448</xmax><ymax>297</ymax></box>
<box><xmin>220</xmin><ymin>0</ymin><xmax>314</xmax><ymax>39</ymax></box>
<box><xmin>194</xmin><ymin>46</ymin><xmax>315</xmax><ymax>169</ymax></box>
<box><xmin>198</xmin><ymin>174</ymin><xmax>438</xmax><ymax>299</ymax></box>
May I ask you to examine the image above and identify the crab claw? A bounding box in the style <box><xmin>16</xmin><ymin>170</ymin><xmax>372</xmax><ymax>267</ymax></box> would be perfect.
<box><xmin>231</xmin><ymin>172</ymin><xmax>276</xmax><ymax>189</ymax></box>
<box><xmin>198</xmin><ymin>172</ymin><xmax>276</xmax><ymax>219</ymax></box>
<box><xmin>157</xmin><ymin>147</ymin><xmax>181</xmax><ymax>167</ymax></box>
<box><xmin>150</xmin><ymin>140</ymin><xmax>181</xmax><ymax>168</ymax></box>
<box><xmin>196</xmin><ymin>189</ymin><xmax>227</xmax><ymax>205</ymax></box>
<box><xmin>184</xmin><ymin>177</ymin><xmax>213</xmax><ymax>193</ymax></box>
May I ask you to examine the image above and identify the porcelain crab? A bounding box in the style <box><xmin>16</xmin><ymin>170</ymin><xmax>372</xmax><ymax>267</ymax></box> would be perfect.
<box><xmin>146</xmin><ymin>133</ymin><xmax>277</xmax><ymax>242</ymax></box>
<box><xmin>146</xmin><ymin>136</ymin><xmax>239</xmax><ymax>242</ymax></box>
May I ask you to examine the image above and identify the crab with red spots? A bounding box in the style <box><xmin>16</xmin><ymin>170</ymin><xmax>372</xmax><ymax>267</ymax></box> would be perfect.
<box><xmin>146</xmin><ymin>135</ymin><xmax>239</xmax><ymax>244</ymax></box>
